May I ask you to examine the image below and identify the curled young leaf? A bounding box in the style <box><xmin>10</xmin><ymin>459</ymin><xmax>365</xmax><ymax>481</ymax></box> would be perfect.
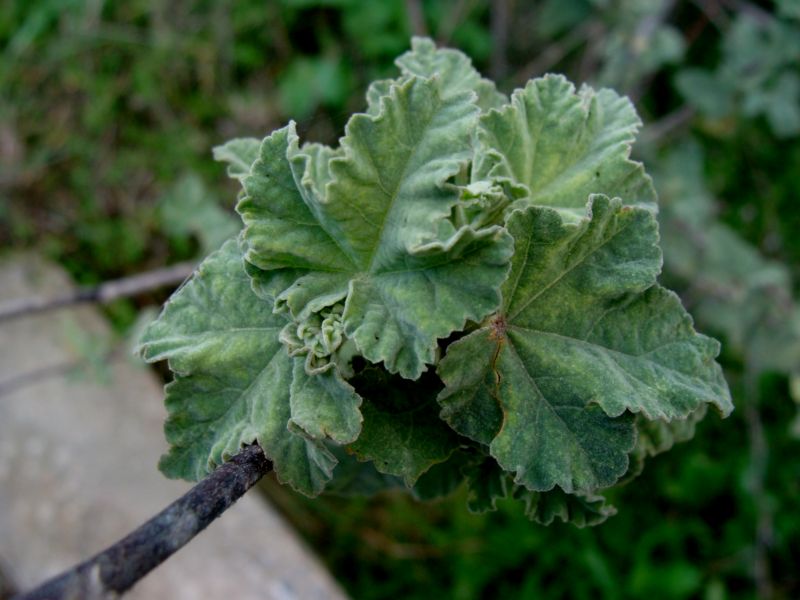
<box><xmin>241</xmin><ymin>76</ymin><xmax>513</xmax><ymax>379</ymax></box>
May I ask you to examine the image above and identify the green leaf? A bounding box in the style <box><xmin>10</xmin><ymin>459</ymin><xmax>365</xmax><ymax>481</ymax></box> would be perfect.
<box><xmin>137</xmin><ymin>239</ymin><xmax>337</xmax><ymax>495</ymax></box>
<box><xmin>411</xmin><ymin>450</ymin><xmax>473</xmax><ymax>501</ymax></box>
<box><xmin>514</xmin><ymin>487</ymin><xmax>616</xmax><ymax>528</ymax></box>
<box><xmin>464</xmin><ymin>456</ymin><xmax>615</xmax><ymax>526</ymax></box>
<box><xmin>290</xmin><ymin>358</ymin><xmax>363</xmax><ymax>444</ymax></box>
<box><xmin>364</xmin><ymin>37</ymin><xmax>506</xmax><ymax>117</ymax></box>
<box><xmin>472</xmin><ymin>75</ymin><xmax>657</xmax><ymax>219</ymax></box>
<box><xmin>213</xmin><ymin>137</ymin><xmax>261</xmax><ymax>181</ymax></box>
<box><xmin>347</xmin><ymin>367</ymin><xmax>462</xmax><ymax>485</ymax></box>
<box><xmin>241</xmin><ymin>76</ymin><xmax>513</xmax><ymax>379</ymax></box>
<box><xmin>158</xmin><ymin>173</ymin><xmax>239</xmax><ymax>254</ymax></box>
<box><xmin>464</xmin><ymin>456</ymin><xmax>509</xmax><ymax>513</ymax></box>
<box><xmin>323</xmin><ymin>446</ymin><xmax>404</xmax><ymax>496</ymax></box>
<box><xmin>395</xmin><ymin>37</ymin><xmax>507</xmax><ymax>110</ymax></box>
<box><xmin>438</xmin><ymin>197</ymin><xmax>732</xmax><ymax>493</ymax></box>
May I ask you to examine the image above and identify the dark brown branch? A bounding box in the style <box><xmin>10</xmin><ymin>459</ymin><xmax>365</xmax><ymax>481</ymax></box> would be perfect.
<box><xmin>0</xmin><ymin>262</ymin><xmax>195</xmax><ymax>324</ymax></box>
<box><xmin>13</xmin><ymin>444</ymin><xmax>272</xmax><ymax>600</ymax></box>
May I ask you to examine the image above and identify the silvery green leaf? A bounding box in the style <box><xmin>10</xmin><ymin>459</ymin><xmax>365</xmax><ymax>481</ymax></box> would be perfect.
<box><xmin>158</xmin><ymin>173</ymin><xmax>239</xmax><ymax>254</ymax></box>
<box><xmin>395</xmin><ymin>37</ymin><xmax>507</xmax><ymax>110</ymax></box>
<box><xmin>289</xmin><ymin>358</ymin><xmax>362</xmax><ymax>444</ymax></box>
<box><xmin>241</xmin><ymin>76</ymin><xmax>513</xmax><ymax>379</ymax></box>
<box><xmin>473</xmin><ymin>75</ymin><xmax>656</xmax><ymax>220</ymax></box>
<box><xmin>213</xmin><ymin>137</ymin><xmax>261</xmax><ymax>181</ymax></box>
<box><xmin>438</xmin><ymin>197</ymin><xmax>732</xmax><ymax>493</ymax></box>
<box><xmin>365</xmin><ymin>78</ymin><xmax>394</xmax><ymax>116</ymax></box>
<box><xmin>137</xmin><ymin>239</ymin><xmax>340</xmax><ymax>496</ymax></box>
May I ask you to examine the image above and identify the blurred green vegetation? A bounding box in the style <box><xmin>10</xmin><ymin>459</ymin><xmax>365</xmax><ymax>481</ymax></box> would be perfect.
<box><xmin>2</xmin><ymin>0</ymin><xmax>799</xmax><ymax>598</ymax></box>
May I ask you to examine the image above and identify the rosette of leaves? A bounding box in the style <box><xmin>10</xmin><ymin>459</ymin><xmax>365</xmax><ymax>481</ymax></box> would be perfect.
<box><xmin>139</xmin><ymin>37</ymin><xmax>733</xmax><ymax>526</ymax></box>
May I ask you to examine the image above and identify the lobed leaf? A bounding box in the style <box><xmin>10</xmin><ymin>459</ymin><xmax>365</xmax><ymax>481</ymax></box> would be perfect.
<box><xmin>472</xmin><ymin>75</ymin><xmax>657</xmax><ymax>220</ymax></box>
<box><xmin>241</xmin><ymin>76</ymin><xmax>513</xmax><ymax>379</ymax></box>
<box><xmin>138</xmin><ymin>239</ymin><xmax>354</xmax><ymax>495</ymax></box>
<box><xmin>395</xmin><ymin>36</ymin><xmax>507</xmax><ymax>110</ymax></box>
<box><xmin>213</xmin><ymin>137</ymin><xmax>261</xmax><ymax>182</ymax></box>
<box><xmin>438</xmin><ymin>197</ymin><xmax>732</xmax><ymax>493</ymax></box>
<box><xmin>346</xmin><ymin>367</ymin><xmax>462</xmax><ymax>485</ymax></box>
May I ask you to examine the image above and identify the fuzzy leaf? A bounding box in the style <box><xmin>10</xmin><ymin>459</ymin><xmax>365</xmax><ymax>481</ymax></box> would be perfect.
<box><xmin>241</xmin><ymin>76</ymin><xmax>513</xmax><ymax>379</ymax></box>
<box><xmin>213</xmin><ymin>137</ymin><xmax>261</xmax><ymax>181</ymax></box>
<box><xmin>623</xmin><ymin>405</ymin><xmax>709</xmax><ymax>483</ymax></box>
<box><xmin>464</xmin><ymin>457</ymin><xmax>615</xmax><ymax>526</ymax></box>
<box><xmin>346</xmin><ymin>367</ymin><xmax>462</xmax><ymax>485</ymax></box>
<box><xmin>289</xmin><ymin>359</ymin><xmax>363</xmax><ymax>444</ymax></box>
<box><xmin>412</xmin><ymin>450</ymin><xmax>474</xmax><ymax>501</ymax></box>
<box><xmin>473</xmin><ymin>75</ymin><xmax>656</xmax><ymax>218</ymax></box>
<box><xmin>395</xmin><ymin>37</ymin><xmax>507</xmax><ymax>110</ymax></box>
<box><xmin>514</xmin><ymin>487</ymin><xmax>616</xmax><ymax>527</ymax></box>
<box><xmin>348</xmin><ymin>396</ymin><xmax>461</xmax><ymax>485</ymax></box>
<box><xmin>138</xmin><ymin>239</ymin><xmax>339</xmax><ymax>495</ymax></box>
<box><xmin>438</xmin><ymin>197</ymin><xmax>732</xmax><ymax>493</ymax></box>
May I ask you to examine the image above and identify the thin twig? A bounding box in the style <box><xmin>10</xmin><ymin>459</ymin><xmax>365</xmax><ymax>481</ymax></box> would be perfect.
<box><xmin>0</xmin><ymin>261</ymin><xmax>195</xmax><ymax>324</ymax></box>
<box><xmin>490</xmin><ymin>0</ymin><xmax>510</xmax><ymax>81</ymax></box>
<box><xmin>405</xmin><ymin>0</ymin><xmax>428</xmax><ymax>36</ymax></box>
<box><xmin>13</xmin><ymin>444</ymin><xmax>272</xmax><ymax>600</ymax></box>
<box><xmin>0</xmin><ymin>342</ymin><xmax>124</xmax><ymax>399</ymax></box>
<box><xmin>689</xmin><ymin>0</ymin><xmax>730</xmax><ymax>30</ymax></box>
<box><xmin>0</xmin><ymin>560</ymin><xmax>17</xmax><ymax>600</ymax></box>
<box><xmin>743</xmin><ymin>363</ymin><xmax>774</xmax><ymax>600</ymax></box>
<box><xmin>641</xmin><ymin>105</ymin><xmax>696</xmax><ymax>146</ymax></box>
<box><xmin>514</xmin><ymin>21</ymin><xmax>597</xmax><ymax>83</ymax></box>
<box><xmin>436</xmin><ymin>0</ymin><xmax>477</xmax><ymax>45</ymax></box>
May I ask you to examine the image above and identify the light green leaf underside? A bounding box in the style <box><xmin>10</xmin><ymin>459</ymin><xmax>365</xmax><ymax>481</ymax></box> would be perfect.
<box><xmin>242</xmin><ymin>76</ymin><xmax>513</xmax><ymax>378</ymax></box>
<box><xmin>439</xmin><ymin>198</ymin><xmax>732</xmax><ymax>493</ymax></box>
<box><xmin>636</xmin><ymin>404</ymin><xmax>708</xmax><ymax>459</ymax></box>
<box><xmin>137</xmin><ymin>239</ymin><xmax>336</xmax><ymax>495</ymax></box>
<box><xmin>213</xmin><ymin>137</ymin><xmax>261</xmax><ymax>181</ymax></box>
<box><xmin>473</xmin><ymin>75</ymin><xmax>657</xmax><ymax>218</ymax></box>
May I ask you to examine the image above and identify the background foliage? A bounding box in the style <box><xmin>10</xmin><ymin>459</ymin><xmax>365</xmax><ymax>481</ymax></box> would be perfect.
<box><xmin>2</xmin><ymin>0</ymin><xmax>799</xmax><ymax>598</ymax></box>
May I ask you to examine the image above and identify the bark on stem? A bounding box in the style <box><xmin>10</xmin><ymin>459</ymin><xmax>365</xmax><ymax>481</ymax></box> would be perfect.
<box><xmin>13</xmin><ymin>444</ymin><xmax>272</xmax><ymax>600</ymax></box>
<box><xmin>0</xmin><ymin>261</ymin><xmax>196</xmax><ymax>323</ymax></box>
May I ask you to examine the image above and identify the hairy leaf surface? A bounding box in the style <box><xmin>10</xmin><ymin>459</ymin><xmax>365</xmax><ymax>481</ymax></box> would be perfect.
<box><xmin>241</xmin><ymin>76</ymin><xmax>513</xmax><ymax>379</ymax></box>
<box><xmin>213</xmin><ymin>137</ymin><xmax>261</xmax><ymax>182</ymax></box>
<box><xmin>138</xmin><ymin>240</ymin><xmax>353</xmax><ymax>495</ymax></box>
<box><xmin>473</xmin><ymin>75</ymin><xmax>657</xmax><ymax>219</ymax></box>
<box><xmin>395</xmin><ymin>36</ymin><xmax>507</xmax><ymax>110</ymax></box>
<box><xmin>347</xmin><ymin>367</ymin><xmax>461</xmax><ymax>485</ymax></box>
<box><xmin>438</xmin><ymin>197</ymin><xmax>732</xmax><ymax>493</ymax></box>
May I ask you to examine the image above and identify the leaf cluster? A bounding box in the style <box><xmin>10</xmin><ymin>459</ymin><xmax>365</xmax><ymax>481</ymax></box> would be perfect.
<box><xmin>139</xmin><ymin>38</ymin><xmax>733</xmax><ymax>525</ymax></box>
